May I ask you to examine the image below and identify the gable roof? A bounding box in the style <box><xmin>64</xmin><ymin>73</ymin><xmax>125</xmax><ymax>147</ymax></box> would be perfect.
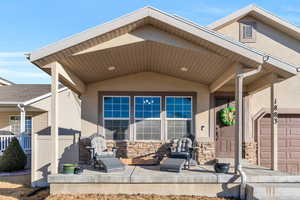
<box><xmin>0</xmin><ymin>84</ymin><xmax>52</xmax><ymax>103</ymax></box>
<box><xmin>29</xmin><ymin>6</ymin><xmax>298</xmax><ymax>78</ymax></box>
<box><xmin>0</xmin><ymin>84</ymin><xmax>67</xmax><ymax>105</ymax></box>
<box><xmin>0</xmin><ymin>77</ymin><xmax>14</xmax><ymax>86</ymax></box>
<box><xmin>208</xmin><ymin>4</ymin><xmax>300</xmax><ymax>41</ymax></box>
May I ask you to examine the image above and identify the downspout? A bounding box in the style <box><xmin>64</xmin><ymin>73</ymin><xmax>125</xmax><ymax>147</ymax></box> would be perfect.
<box><xmin>236</xmin><ymin>56</ymin><xmax>267</xmax><ymax>200</ymax></box>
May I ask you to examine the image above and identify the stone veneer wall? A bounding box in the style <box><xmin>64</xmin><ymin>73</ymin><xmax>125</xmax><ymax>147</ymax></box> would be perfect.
<box><xmin>106</xmin><ymin>141</ymin><xmax>171</xmax><ymax>160</ymax></box>
<box><xmin>79</xmin><ymin>138</ymin><xmax>257</xmax><ymax>165</ymax></box>
<box><xmin>79</xmin><ymin>139</ymin><xmax>172</xmax><ymax>163</ymax></box>
<box><xmin>243</xmin><ymin>141</ymin><xmax>258</xmax><ymax>165</ymax></box>
<box><xmin>195</xmin><ymin>141</ymin><xmax>216</xmax><ymax>164</ymax></box>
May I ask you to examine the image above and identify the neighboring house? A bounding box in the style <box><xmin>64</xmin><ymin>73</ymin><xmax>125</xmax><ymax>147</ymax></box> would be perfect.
<box><xmin>0</xmin><ymin>82</ymin><xmax>81</xmax><ymax>186</ymax></box>
<box><xmin>27</xmin><ymin>4</ymin><xmax>300</xmax><ymax>187</ymax></box>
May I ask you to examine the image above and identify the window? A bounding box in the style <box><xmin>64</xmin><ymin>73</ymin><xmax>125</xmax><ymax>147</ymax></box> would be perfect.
<box><xmin>103</xmin><ymin>96</ymin><xmax>130</xmax><ymax>140</ymax></box>
<box><xmin>9</xmin><ymin>116</ymin><xmax>32</xmax><ymax>134</ymax></box>
<box><xmin>166</xmin><ymin>96</ymin><xmax>192</xmax><ymax>139</ymax></box>
<box><xmin>135</xmin><ymin>96</ymin><xmax>161</xmax><ymax>140</ymax></box>
<box><xmin>101</xmin><ymin>93</ymin><xmax>195</xmax><ymax>141</ymax></box>
<box><xmin>240</xmin><ymin>21</ymin><xmax>256</xmax><ymax>43</ymax></box>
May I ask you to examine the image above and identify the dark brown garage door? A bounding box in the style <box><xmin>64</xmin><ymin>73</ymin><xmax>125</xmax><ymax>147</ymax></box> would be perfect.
<box><xmin>259</xmin><ymin>114</ymin><xmax>300</xmax><ymax>174</ymax></box>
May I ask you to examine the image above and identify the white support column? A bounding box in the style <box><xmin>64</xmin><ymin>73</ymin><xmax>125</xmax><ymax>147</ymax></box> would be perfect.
<box><xmin>20</xmin><ymin>106</ymin><xmax>26</xmax><ymax>134</ymax></box>
<box><xmin>235</xmin><ymin>68</ymin><xmax>243</xmax><ymax>173</ymax></box>
<box><xmin>51</xmin><ymin>63</ymin><xmax>59</xmax><ymax>174</ymax></box>
<box><xmin>271</xmin><ymin>74</ymin><xmax>279</xmax><ymax>171</ymax></box>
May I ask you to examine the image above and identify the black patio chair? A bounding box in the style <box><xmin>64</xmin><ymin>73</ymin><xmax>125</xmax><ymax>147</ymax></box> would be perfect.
<box><xmin>160</xmin><ymin>137</ymin><xmax>196</xmax><ymax>172</ymax></box>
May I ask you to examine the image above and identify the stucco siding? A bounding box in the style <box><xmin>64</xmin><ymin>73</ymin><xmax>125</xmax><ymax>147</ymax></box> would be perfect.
<box><xmin>217</xmin><ymin>16</ymin><xmax>300</xmax><ymax>66</ymax></box>
<box><xmin>30</xmin><ymin>89</ymin><xmax>81</xmax><ymax>187</ymax></box>
<box><xmin>31</xmin><ymin>89</ymin><xmax>81</xmax><ymax>131</ymax></box>
<box><xmin>216</xmin><ymin>15</ymin><xmax>300</xmax><ymax>143</ymax></box>
<box><xmin>81</xmin><ymin>72</ymin><xmax>210</xmax><ymax>140</ymax></box>
<box><xmin>250</xmin><ymin>74</ymin><xmax>300</xmax><ymax>115</ymax></box>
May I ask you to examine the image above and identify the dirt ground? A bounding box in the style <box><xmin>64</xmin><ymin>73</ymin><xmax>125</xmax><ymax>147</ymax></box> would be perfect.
<box><xmin>0</xmin><ymin>181</ymin><xmax>49</xmax><ymax>200</ymax></box>
<box><xmin>0</xmin><ymin>178</ymin><xmax>235</xmax><ymax>200</ymax></box>
<box><xmin>0</xmin><ymin>183</ymin><xmax>236</xmax><ymax>200</ymax></box>
<box><xmin>46</xmin><ymin>194</ymin><xmax>236</xmax><ymax>200</ymax></box>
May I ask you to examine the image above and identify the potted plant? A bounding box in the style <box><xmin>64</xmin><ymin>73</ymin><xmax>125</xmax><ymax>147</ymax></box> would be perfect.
<box><xmin>62</xmin><ymin>164</ymin><xmax>77</xmax><ymax>174</ymax></box>
<box><xmin>214</xmin><ymin>162</ymin><xmax>230</xmax><ymax>173</ymax></box>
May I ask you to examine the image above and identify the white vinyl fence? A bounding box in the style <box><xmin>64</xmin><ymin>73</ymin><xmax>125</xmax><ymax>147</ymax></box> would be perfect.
<box><xmin>0</xmin><ymin>134</ymin><xmax>31</xmax><ymax>153</ymax></box>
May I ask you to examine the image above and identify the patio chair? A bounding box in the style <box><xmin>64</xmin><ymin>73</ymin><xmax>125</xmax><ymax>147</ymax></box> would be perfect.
<box><xmin>87</xmin><ymin>135</ymin><xmax>125</xmax><ymax>173</ymax></box>
<box><xmin>160</xmin><ymin>137</ymin><xmax>195</xmax><ymax>172</ymax></box>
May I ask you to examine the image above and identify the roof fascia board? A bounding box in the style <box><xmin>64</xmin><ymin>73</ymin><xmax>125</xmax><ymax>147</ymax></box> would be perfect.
<box><xmin>207</xmin><ymin>5</ymin><xmax>254</xmax><ymax>30</ymax></box>
<box><xmin>0</xmin><ymin>102</ymin><xmax>22</xmax><ymax>105</ymax></box>
<box><xmin>23</xmin><ymin>87</ymin><xmax>68</xmax><ymax>106</ymax></box>
<box><xmin>208</xmin><ymin>5</ymin><xmax>300</xmax><ymax>40</ymax></box>
<box><xmin>208</xmin><ymin>5</ymin><xmax>253</xmax><ymax>30</ymax></box>
<box><xmin>29</xmin><ymin>7</ymin><xmax>149</xmax><ymax>62</ymax></box>
<box><xmin>0</xmin><ymin>79</ymin><xmax>13</xmax><ymax>86</ymax></box>
<box><xmin>266</xmin><ymin>56</ymin><xmax>298</xmax><ymax>75</ymax></box>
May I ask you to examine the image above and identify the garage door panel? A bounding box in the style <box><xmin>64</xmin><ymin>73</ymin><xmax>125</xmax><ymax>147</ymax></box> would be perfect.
<box><xmin>290</xmin><ymin>128</ymin><xmax>300</xmax><ymax>136</ymax></box>
<box><xmin>278</xmin><ymin>152</ymin><xmax>288</xmax><ymax>159</ymax></box>
<box><xmin>259</xmin><ymin>114</ymin><xmax>300</xmax><ymax>174</ymax></box>
<box><xmin>289</xmin><ymin>151</ymin><xmax>300</xmax><ymax>159</ymax></box>
<box><xmin>278</xmin><ymin>164</ymin><xmax>287</xmax><ymax>172</ymax></box>
<box><xmin>287</xmin><ymin>164</ymin><xmax>300</xmax><ymax>175</ymax></box>
<box><xmin>289</xmin><ymin>139</ymin><xmax>300</xmax><ymax>147</ymax></box>
<box><xmin>260</xmin><ymin>151</ymin><xmax>271</xmax><ymax>158</ymax></box>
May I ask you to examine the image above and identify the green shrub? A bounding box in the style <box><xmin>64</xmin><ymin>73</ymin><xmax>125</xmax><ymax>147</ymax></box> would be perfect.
<box><xmin>0</xmin><ymin>137</ymin><xmax>27</xmax><ymax>172</ymax></box>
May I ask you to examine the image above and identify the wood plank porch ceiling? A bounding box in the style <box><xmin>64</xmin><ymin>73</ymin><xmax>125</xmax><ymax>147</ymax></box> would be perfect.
<box><xmin>35</xmin><ymin>20</ymin><xmax>260</xmax><ymax>85</ymax></box>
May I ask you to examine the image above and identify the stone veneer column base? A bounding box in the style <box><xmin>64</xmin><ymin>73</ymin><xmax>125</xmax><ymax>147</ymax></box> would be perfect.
<box><xmin>243</xmin><ymin>142</ymin><xmax>258</xmax><ymax>165</ymax></box>
<box><xmin>195</xmin><ymin>141</ymin><xmax>216</xmax><ymax>164</ymax></box>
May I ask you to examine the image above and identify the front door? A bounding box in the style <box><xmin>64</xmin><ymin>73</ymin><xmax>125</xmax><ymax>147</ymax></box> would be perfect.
<box><xmin>215</xmin><ymin>96</ymin><xmax>235</xmax><ymax>158</ymax></box>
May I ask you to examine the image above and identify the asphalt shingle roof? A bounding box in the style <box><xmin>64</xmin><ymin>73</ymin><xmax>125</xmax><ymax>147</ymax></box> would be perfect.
<box><xmin>0</xmin><ymin>84</ymin><xmax>51</xmax><ymax>102</ymax></box>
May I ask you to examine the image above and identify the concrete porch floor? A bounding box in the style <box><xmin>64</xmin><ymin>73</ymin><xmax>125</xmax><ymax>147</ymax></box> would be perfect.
<box><xmin>49</xmin><ymin>163</ymin><xmax>300</xmax><ymax>184</ymax></box>
<box><xmin>48</xmin><ymin>163</ymin><xmax>300</xmax><ymax>197</ymax></box>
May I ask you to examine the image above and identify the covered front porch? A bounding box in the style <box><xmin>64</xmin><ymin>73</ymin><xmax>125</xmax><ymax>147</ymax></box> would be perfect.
<box><xmin>28</xmin><ymin>6</ymin><xmax>298</xmax><ymax>198</ymax></box>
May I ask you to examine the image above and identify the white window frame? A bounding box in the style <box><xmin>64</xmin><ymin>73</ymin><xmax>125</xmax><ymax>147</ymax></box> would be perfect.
<box><xmin>134</xmin><ymin>96</ymin><xmax>162</xmax><ymax>141</ymax></box>
<box><xmin>9</xmin><ymin>115</ymin><xmax>33</xmax><ymax>134</ymax></box>
<box><xmin>102</xmin><ymin>95</ymin><xmax>131</xmax><ymax>141</ymax></box>
<box><xmin>239</xmin><ymin>21</ymin><xmax>256</xmax><ymax>43</ymax></box>
<box><xmin>165</xmin><ymin>96</ymin><xmax>193</xmax><ymax>141</ymax></box>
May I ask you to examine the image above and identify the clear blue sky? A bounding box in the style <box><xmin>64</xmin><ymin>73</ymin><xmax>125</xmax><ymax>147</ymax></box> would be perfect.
<box><xmin>0</xmin><ymin>0</ymin><xmax>299</xmax><ymax>84</ymax></box>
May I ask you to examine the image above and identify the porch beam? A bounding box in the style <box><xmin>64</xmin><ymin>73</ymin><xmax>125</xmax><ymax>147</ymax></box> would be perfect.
<box><xmin>209</xmin><ymin>62</ymin><xmax>242</xmax><ymax>93</ymax></box>
<box><xmin>247</xmin><ymin>73</ymin><xmax>273</xmax><ymax>94</ymax></box>
<box><xmin>271</xmin><ymin>73</ymin><xmax>279</xmax><ymax>171</ymax></box>
<box><xmin>51</xmin><ymin>63</ymin><xmax>59</xmax><ymax>174</ymax></box>
<box><xmin>43</xmin><ymin>62</ymin><xmax>86</xmax><ymax>94</ymax></box>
